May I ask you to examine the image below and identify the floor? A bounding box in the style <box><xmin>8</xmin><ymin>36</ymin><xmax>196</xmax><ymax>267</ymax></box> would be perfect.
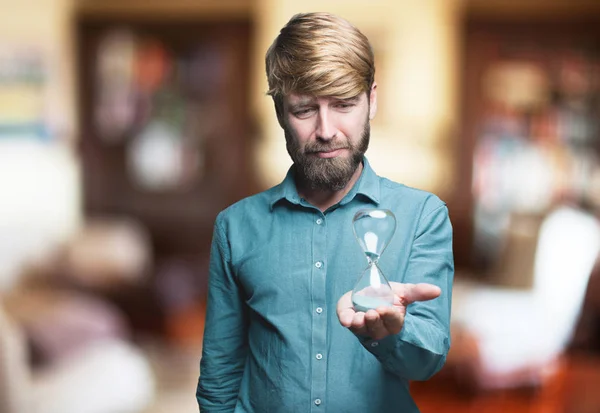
<box><xmin>137</xmin><ymin>305</ymin><xmax>600</xmax><ymax>413</ymax></box>
<box><xmin>412</xmin><ymin>378</ymin><xmax>565</xmax><ymax>413</ymax></box>
<box><xmin>139</xmin><ymin>343</ymin><xmax>600</xmax><ymax>413</ymax></box>
<box><xmin>412</xmin><ymin>355</ymin><xmax>600</xmax><ymax>413</ymax></box>
<box><xmin>140</xmin><ymin>341</ymin><xmax>202</xmax><ymax>413</ymax></box>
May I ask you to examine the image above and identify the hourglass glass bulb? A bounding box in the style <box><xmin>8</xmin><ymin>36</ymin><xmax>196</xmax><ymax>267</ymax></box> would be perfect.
<box><xmin>352</xmin><ymin>263</ymin><xmax>395</xmax><ymax>312</ymax></box>
<box><xmin>351</xmin><ymin>209</ymin><xmax>397</xmax><ymax>312</ymax></box>
<box><xmin>353</xmin><ymin>209</ymin><xmax>396</xmax><ymax>261</ymax></box>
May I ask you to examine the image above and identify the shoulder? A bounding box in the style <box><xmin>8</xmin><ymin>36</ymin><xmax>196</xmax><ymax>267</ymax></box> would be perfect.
<box><xmin>215</xmin><ymin>185</ymin><xmax>281</xmax><ymax>228</ymax></box>
<box><xmin>378</xmin><ymin>176</ymin><xmax>447</xmax><ymax>217</ymax></box>
<box><xmin>212</xmin><ymin>185</ymin><xmax>282</xmax><ymax>261</ymax></box>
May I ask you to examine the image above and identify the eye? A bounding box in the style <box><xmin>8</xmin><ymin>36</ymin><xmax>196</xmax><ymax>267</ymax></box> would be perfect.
<box><xmin>293</xmin><ymin>108</ymin><xmax>315</xmax><ymax>118</ymax></box>
<box><xmin>334</xmin><ymin>102</ymin><xmax>355</xmax><ymax>111</ymax></box>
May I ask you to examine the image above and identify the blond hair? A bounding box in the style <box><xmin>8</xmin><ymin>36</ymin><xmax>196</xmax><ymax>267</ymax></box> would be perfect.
<box><xmin>265</xmin><ymin>12</ymin><xmax>375</xmax><ymax>106</ymax></box>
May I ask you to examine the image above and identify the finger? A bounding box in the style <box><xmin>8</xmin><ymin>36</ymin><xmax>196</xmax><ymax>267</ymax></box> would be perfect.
<box><xmin>337</xmin><ymin>291</ymin><xmax>355</xmax><ymax>327</ymax></box>
<box><xmin>351</xmin><ymin>311</ymin><xmax>366</xmax><ymax>330</ymax></box>
<box><xmin>365</xmin><ymin>309</ymin><xmax>387</xmax><ymax>340</ymax></box>
<box><xmin>404</xmin><ymin>283</ymin><xmax>441</xmax><ymax>304</ymax></box>
<box><xmin>336</xmin><ymin>291</ymin><xmax>353</xmax><ymax>313</ymax></box>
<box><xmin>391</xmin><ymin>282</ymin><xmax>441</xmax><ymax>305</ymax></box>
<box><xmin>378</xmin><ymin>306</ymin><xmax>404</xmax><ymax>335</ymax></box>
<box><xmin>338</xmin><ymin>308</ymin><xmax>356</xmax><ymax>328</ymax></box>
<box><xmin>349</xmin><ymin>311</ymin><xmax>368</xmax><ymax>336</ymax></box>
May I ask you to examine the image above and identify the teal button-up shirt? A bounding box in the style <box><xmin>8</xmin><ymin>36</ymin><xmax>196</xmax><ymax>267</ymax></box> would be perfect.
<box><xmin>197</xmin><ymin>158</ymin><xmax>454</xmax><ymax>412</ymax></box>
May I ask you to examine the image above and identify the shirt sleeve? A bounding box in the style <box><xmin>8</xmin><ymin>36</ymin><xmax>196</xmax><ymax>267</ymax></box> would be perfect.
<box><xmin>356</xmin><ymin>200</ymin><xmax>454</xmax><ymax>381</ymax></box>
<box><xmin>197</xmin><ymin>215</ymin><xmax>249</xmax><ymax>411</ymax></box>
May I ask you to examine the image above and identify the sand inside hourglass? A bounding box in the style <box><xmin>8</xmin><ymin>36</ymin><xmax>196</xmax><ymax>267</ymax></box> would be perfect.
<box><xmin>352</xmin><ymin>284</ymin><xmax>395</xmax><ymax>313</ymax></box>
<box><xmin>351</xmin><ymin>209</ymin><xmax>397</xmax><ymax>313</ymax></box>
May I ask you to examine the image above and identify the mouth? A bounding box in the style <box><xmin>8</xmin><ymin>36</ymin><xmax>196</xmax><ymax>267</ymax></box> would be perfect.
<box><xmin>309</xmin><ymin>148</ymin><xmax>348</xmax><ymax>159</ymax></box>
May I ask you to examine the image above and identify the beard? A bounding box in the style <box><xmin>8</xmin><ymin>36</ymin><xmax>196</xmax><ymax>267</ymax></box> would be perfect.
<box><xmin>285</xmin><ymin>118</ymin><xmax>370</xmax><ymax>191</ymax></box>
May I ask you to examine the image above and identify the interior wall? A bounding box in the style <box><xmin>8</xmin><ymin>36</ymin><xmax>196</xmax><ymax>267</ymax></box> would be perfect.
<box><xmin>0</xmin><ymin>0</ymin><xmax>80</xmax><ymax>290</ymax></box>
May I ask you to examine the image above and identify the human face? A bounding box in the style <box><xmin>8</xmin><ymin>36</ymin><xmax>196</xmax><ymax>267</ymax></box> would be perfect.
<box><xmin>280</xmin><ymin>85</ymin><xmax>378</xmax><ymax>191</ymax></box>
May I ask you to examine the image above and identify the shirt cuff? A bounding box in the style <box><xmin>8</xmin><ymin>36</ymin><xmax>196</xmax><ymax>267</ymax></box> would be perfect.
<box><xmin>356</xmin><ymin>331</ymin><xmax>397</xmax><ymax>360</ymax></box>
<box><xmin>355</xmin><ymin>312</ymin><xmax>443</xmax><ymax>359</ymax></box>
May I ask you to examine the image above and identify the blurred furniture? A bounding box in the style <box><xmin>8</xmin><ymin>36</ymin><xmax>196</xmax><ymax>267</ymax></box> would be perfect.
<box><xmin>0</xmin><ymin>300</ymin><xmax>154</xmax><ymax>413</ymax></box>
<box><xmin>570</xmin><ymin>251</ymin><xmax>600</xmax><ymax>352</ymax></box>
<box><xmin>20</xmin><ymin>215</ymin><xmax>170</xmax><ymax>337</ymax></box>
<box><xmin>450</xmin><ymin>205</ymin><xmax>600</xmax><ymax>389</ymax></box>
<box><xmin>563</xmin><ymin>252</ymin><xmax>600</xmax><ymax>413</ymax></box>
<box><xmin>486</xmin><ymin>212</ymin><xmax>543</xmax><ymax>289</ymax></box>
<box><xmin>0</xmin><ymin>303</ymin><xmax>29</xmax><ymax>413</ymax></box>
<box><xmin>58</xmin><ymin>217</ymin><xmax>152</xmax><ymax>290</ymax></box>
<box><xmin>0</xmin><ymin>215</ymin><xmax>157</xmax><ymax>413</ymax></box>
<box><xmin>75</xmin><ymin>16</ymin><xmax>257</xmax><ymax>340</ymax></box>
<box><xmin>451</xmin><ymin>13</ymin><xmax>600</xmax><ymax>271</ymax></box>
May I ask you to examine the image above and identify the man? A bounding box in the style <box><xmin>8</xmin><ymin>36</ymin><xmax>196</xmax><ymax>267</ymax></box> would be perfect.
<box><xmin>197</xmin><ymin>12</ymin><xmax>453</xmax><ymax>412</ymax></box>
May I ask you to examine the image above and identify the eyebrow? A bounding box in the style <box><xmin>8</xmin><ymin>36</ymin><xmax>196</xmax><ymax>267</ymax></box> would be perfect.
<box><xmin>334</xmin><ymin>96</ymin><xmax>360</xmax><ymax>103</ymax></box>
<box><xmin>288</xmin><ymin>98</ymin><xmax>316</xmax><ymax>111</ymax></box>
<box><xmin>288</xmin><ymin>96</ymin><xmax>360</xmax><ymax>112</ymax></box>
<box><xmin>288</xmin><ymin>96</ymin><xmax>360</xmax><ymax>110</ymax></box>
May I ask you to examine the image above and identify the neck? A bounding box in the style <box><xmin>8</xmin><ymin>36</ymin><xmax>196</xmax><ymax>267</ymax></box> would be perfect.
<box><xmin>297</xmin><ymin>162</ymin><xmax>364</xmax><ymax>212</ymax></box>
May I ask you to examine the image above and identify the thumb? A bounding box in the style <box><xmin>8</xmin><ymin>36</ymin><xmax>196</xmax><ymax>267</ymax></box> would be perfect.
<box><xmin>394</xmin><ymin>283</ymin><xmax>441</xmax><ymax>305</ymax></box>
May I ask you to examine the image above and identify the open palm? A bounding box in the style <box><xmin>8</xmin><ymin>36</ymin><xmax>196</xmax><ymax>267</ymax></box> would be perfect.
<box><xmin>337</xmin><ymin>282</ymin><xmax>441</xmax><ymax>340</ymax></box>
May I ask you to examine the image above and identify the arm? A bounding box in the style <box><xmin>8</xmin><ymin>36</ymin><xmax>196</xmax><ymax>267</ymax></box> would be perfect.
<box><xmin>197</xmin><ymin>216</ymin><xmax>249</xmax><ymax>411</ymax></box>
<box><xmin>338</xmin><ymin>202</ymin><xmax>454</xmax><ymax>381</ymax></box>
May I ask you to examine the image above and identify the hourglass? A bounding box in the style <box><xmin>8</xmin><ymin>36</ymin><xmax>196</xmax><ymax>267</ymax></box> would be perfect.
<box><xmin>351</xmin><ymin>209</ymin><xmax>396</xmax><ymax>313</ymax></box>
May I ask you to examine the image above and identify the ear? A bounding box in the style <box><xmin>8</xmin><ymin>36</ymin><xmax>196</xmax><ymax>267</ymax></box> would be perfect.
<box><xmin>368</xmin><ymin>82</ymin><xmax>378</xmax><ymax>120</ymax></box>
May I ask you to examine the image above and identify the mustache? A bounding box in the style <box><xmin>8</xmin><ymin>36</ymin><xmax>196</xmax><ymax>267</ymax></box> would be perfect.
<box><xmin>304</xmin><ymin>143</ymin><xmax>350</xmax><ymax>154</ymax></box>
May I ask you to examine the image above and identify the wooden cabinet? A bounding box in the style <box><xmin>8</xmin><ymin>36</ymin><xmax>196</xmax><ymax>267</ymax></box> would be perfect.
<box><xmin>75</xmin><ymin>16</ymin><xmax>257</xmax><ymax>336</ymax></box>
<box><xmin>455</xmin><ymin>16</ymin><xmax>600</xmax><ymax>273</ymax></box>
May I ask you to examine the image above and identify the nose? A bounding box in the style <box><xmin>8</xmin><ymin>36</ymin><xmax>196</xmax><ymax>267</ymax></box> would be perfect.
<box><xmin>315</xmin><ymin>108</ymin><xmax>336</xmax><ymax>141</ymax></box>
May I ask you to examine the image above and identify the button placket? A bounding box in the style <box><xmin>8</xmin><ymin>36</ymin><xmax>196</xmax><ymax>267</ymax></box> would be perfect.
<box><xmin>311</xmin><ymin>212</ymin><xmax>327</xmax><ymax>412</ymax></box>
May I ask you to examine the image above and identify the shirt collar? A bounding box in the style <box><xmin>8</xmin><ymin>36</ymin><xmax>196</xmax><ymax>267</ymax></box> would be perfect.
<box><xmin>269</xmin><ymin>157</ymin><xmax>381</xmax><ymax>210</ymax></box>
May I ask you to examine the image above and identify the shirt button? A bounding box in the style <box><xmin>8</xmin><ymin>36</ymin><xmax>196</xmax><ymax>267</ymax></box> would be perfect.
<box><xmin>316</xmin><ymin>218</ymin><xmax>323</xmax><ymax>225</ymax></box>
<box><xmin>371</xmin><ymin>342</ymin><xmax>379</xmax><ymax>348</ymax></box>
<box><xmin>316</xmin><ymin>353</ymin><xmax>323</xmax><ymax>360</ymax></box>
<box><xmin>315</xmin><ymin>261</ymin><xmax>322</xmax><ymax>269</ymax></box>
<box><xmin>314</xmin><ymin>399</ymin><xmax>322</xmax><ymax>406</ymax></box>
<box><xmin>316</xmin><ymin>307</ymin><xmax>323</xmax><ymax>314</ymax></box>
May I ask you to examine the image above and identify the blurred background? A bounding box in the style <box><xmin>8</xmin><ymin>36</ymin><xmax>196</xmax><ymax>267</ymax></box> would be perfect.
<box><xmin>1</xmin><ymin>0</ymin><xmax>600</xmax><ymax>412</ymax></box>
